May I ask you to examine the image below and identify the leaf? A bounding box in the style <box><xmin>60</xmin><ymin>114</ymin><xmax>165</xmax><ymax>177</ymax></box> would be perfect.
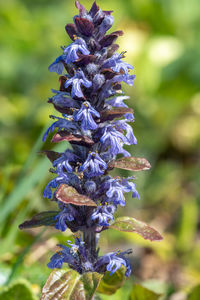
<box><xmin>97</xmin><ymin>267</ymin><xmax>126</xmax><ymax>295</ymax></box>
<box><xmin>39</xmin><ymin>150</ymin><xmax>61</xmax><ymax>163</ymax></box>
<box><xmin>110</xmin><ymin>217</ymin><xmax>163</xmax><ymax>241</ymax></box>
<box><xmin>74</xmin><ymin>55</ymin><xmax>96</xmax><ymax>67</ymax></box>
<box><xmin>188</xmin><ymin>285</ymin><xmax>200</xmax><ymax>300</ymax></box>
<box><xmin>108</xmin><ymin>44</ymin><xmax>119</xmax><ymax>57</ymax></box>
<box><xmin>109</xmin><ymin>157</ymin><xmax>151</xmax><ymax>171</ymax></box>
<box><xmin>75</xmin><ymin>17</ymin><xmax>94</xmax><ymax>36</ymax></box>
<box><xmin>41</xmin><ymin>269</ymin><xmax>103</xmax><ymax>300</ymax></box>
<box><xmin>99</xmin><ymin>32</ymin><xmax>123</xmax><ymax>47</ymax></box>
<box><xmin>65</xmin><ymin>24</ymin><xmax>78</xmax><ymax>41</ymax></box>
<box><xmin>89</xmin><ymin>1</ymin><xmax>99</xmax><ymax>17</ymax></box>
<box><xmin>101</xmin><ymin>68</ymin><xmax>119</xmax><ymax>80</ymax></box>
<box><xmin>0</xmin><ymin>279</ymin><xmax>37</xmax><ymax>300</ymax></box>
<box><xmin>56</xmin><ymin>184</ymin><xmax>97</xmax><ymax>207</ymax></box>
<box><xmin>52</xmin><ymin>131</ymin><xmax>94</xmax><ymax>146</ymax></box>
<box><xmin>129</xmin><ymin>284</ymin><xmax>161</xmax><ymax>300</ymax></box>
<box><xmin>100</xmin><ymin>108</ymin><xmax>133</xmax><ymax>122</ymax></box>
<box><xmin>19</xmin><ymin>211</ymin><xmax>59</xmax><ymax>229</ymax></box>
<box><xmin>75</xmin><ymin>0</ymin><xmax>86</xmax><ymax>15</ymax></box>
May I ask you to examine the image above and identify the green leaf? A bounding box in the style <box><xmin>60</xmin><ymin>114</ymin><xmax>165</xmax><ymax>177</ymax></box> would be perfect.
<box><xmin>19</xmin><ymin>211</ymin><xmax>59</xmax><ymax>229</ymax></box>
<box><xmin>41</xmin><ymin>269</ymin><xmax>103</xmax><ymax>300</ymax></box>
<box><xmin>108</xmin><ymin>157</ymin><xmax>151</xmax><ymax>171</ymax></box>
<box><xmin>110</xmin><ymin>217</ymin><xmax>163</xmax><ymax>241</ymax></box>
<box><xmin>188</xmin><ymin>285</ymin><xmax>200</xmax><ymax>300</ymax></box>
<box><xmin>0</xmin><ymin>279</ymin><xmax>38</xmax><ymax>300</ymax></box>
<box><xmin>129</xmin><ymin>284</ymin><xmax>161</xmax><ymax>300</ymax></box>
<box><xmin>97</xmin><ymin>267</ymin><xmax>126</xmax><ymax>295</ymax></box>
<box><xmin>39</xmin><ymin>150</ymin><xmax>61</xmax><ymax>163</ymax></box>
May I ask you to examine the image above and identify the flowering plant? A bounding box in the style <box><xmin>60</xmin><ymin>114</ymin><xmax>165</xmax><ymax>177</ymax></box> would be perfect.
<box><xmin>20</xmin><ymin>1</ymin><xmax>162</xmax><ymax>298</ymax></box>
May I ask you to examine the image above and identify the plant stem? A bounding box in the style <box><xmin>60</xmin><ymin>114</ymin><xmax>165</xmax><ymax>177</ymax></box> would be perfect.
<box><xmin>83</xmin><ymin>231</ymin><xmax>97</xmax><ymax>263</ymax></box>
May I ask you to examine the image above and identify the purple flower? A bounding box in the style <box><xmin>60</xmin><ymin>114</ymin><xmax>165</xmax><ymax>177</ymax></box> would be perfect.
<box><xmin>105</xmin><ymin>178</ymin><xmax>126</xmax><ymax>206</ymax></box>
<box><xmin>112</xmin><ymin>74</ymin><xmax>136</xmax><ymax>86</ymax></box>
<box><xmin>63</xmin><ymin>38</ymin><xmax>90</xmax><ymax>63</ymax></box>
<box><xmin>43</xmin><ymin>179</ymin><xmax>58</xmax><ymax>199</ymax></box>
<box><xmin>54</xmin><ymin>206</ymin><xmax>74</xmax><ymax>232</ymax></box>
<box><xmin>121</xmin><ymin>178</ymin><xmax>140</xmax><ymax>200</ymax></box>
<box><xmin>64</xmin><ymin>71</ymin><xmax>92</xmax><ymax>98</ymax></box>
<box><xmin>36</xmin><ymin>0</ymin><xmax>147</xmax><ymax>281</ymax></box>
<box><xmin>79</xmin><ymin>152</ymin><xmax>107</xmax><ymax>177</ymax></box>
<box><xmin>47</xmin><ymin>242</ymin><xmax>77</xmax><ymax>269</ymax></box>
<box><xmin>103</xmin><ymin>52</ymin><xmax>134</xmax><ymax>75</ymax></box>
<box><xmin>100</xmin><ymin>124</ymin><xmax>127</xmax><ymax>156</ymax></box>
<box><xmin>84</xmin><ymin>180</ymin><xmax>97</xmax><ymax>194</ymax></box>
<box><xmin>48</xmin><ymin>55</ymin><xmax>64</xmax><ymax>75</ymax></box>
<box><xmin>97</xmin><ymin>15</ymin><xmax>114</xmax><ymax>38</ymax></box>
<box><xmin>106</xmin><ymin>95</ymin><xmax>130</xmax><ymax>108</ymax></box>
<box><xmin>43</xmin><ymin>171</ymin><xmax>69</xmax><ymax>199</ymax></box>
<box><xmin>91</xmin><ymin>204</ymin><xmax>115</xmax><ymax>226</ymax></box>
<box><xmin>53</xmin><ymin>150</ymin><xmax>79</xmax><ymax>173</ymax></box>
<box><xmin>96</xmin><ymin>251</ymin><xmax>131</xmax><ymax>276</ymax></box>
<box><xmin>114</xmin><ymin>120</ymin><xmax>137</xmax><ymax>145</ymax></box>
<box><xmin>74</xmin><ymin>101</ymin><xmax>100</xmax><ymax>131</ymax></box>
<box><xmin>42</xmin><ymin>115</ymin><xmax>78</xmax><ymax>142</ymax></box>
<box><xmin>49</xmin><ymin>90</ymin><xmax>80</xmax><ymax>110</ymax></box>
<box><xmin>47</xmin><ymin>252</ymin><xmax>65</xmax><ymax>269</ymax></box>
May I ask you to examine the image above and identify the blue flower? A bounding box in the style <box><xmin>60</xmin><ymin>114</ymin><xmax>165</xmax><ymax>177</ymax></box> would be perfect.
<box><xmin>96</xmin><ymin>251</ymin><xmax>131</xmax><ymax>277</ymax></box>
<box><xmin>54</xmin><ymin>206</ymin><xmax>75</xmax><ymax>232</ymax></box>
<box><xmin>97</xmin><ymin>15</ymin><xmax>114</xmax><ymax>37</ymax></box>
<box><xmin>114</xmin><ymin>120</ymin><xmax>137</xmax><ymax>145</ymax></box>
<box><xmin>112</xmin><ymin>74</ymin><xmax>136</xmax><ymax>86</ymax></box>
<box><xmin>43</xmin><ymin>171</ymin><xmax>69</xmax><ymax>199</ymax></box>
<box><xmin>84</xmin><ymin>180</ymin><xmax>97</xmax><ymax>194</ymax></box>
<box><xmin>43</xmin><ymin>179</ymin><xmax>58</xmax><ymax>199</ymax></box>
<box><xmin>49</xmin><ymin>89</ymin><xmax>80</xmax><ymax>109</ymax></box>
<box><xmin>48</xmin><ymin>38</ymin><xmax>90</xmax><ymax>75</ymax></box>
<box><xmin>47</xmin><ymin>241</ymin><xmax>77</xmax><ymax>269</ymax></box>
<box><xmin>91</xmin><ymin>204</ymin><xmax>115</xmax><ymax>226</ymax></box>
<box><xmin>47</xmin><ymin>237</ymin><xmax>93</xmax><ymax>273</ymax></box>
<box><xmin>106</xmin><ymin>95</ymin><xmax>134</xmax><ymax>120</ymax></box>
<box><xmin>106</xmin><ymin>95</ymin><xmax>130</xmax><ymax>108</ymax></box>
<box><xmin>121</xmin><ymin>178</ymin><xmax>140</xmax><ymax>200</ymax></box>
<box><xmin>53</xmin><ymin>150</ymin><xmax>79</xmax><ymax>173</ymax></box>
<box><xmin>105</xmin><ymin>178</ymin><xmax>126</xmax><ymax>206</ymax></box>
<box><xmin>42</xmin><ymin>115</ymin><xmax>78</xmax><ymax>142</ymax></box>
<box><xmin>48</xmin><ymin>55</ymin><xmax>64</xmax><ymax>75</ymax></box>
<box><xmin>64</xmin><ymin>71</ymin><xmax>92</xmax><ymax>98</ymax></box>
<box><xmin>100</xmin><ymin>125</ymin><xmax>128</xmax><ymax>156</ymax></box>
<box><xmin>79</xmin><ymin>152</ymin><xmax>107</xmax><ymax>177</ymax></box>
<box><xmin>63</xmin><ymin>37</ymin><xmax>90</xmax><ymax>63</ymax></box>
<box><xmin>103</xmin><ymin>52</ymin><xmax>134</xmax><ymax>75</ymax></box>
<box><xmin>74</xmin><ymin>101</ymin><xmax>100</xmax><ymax>131</ymax></box>
<box><xmin>47</xmin><ymin>252</ymin><xmax>65</xmax><ymax>269</ymax></box>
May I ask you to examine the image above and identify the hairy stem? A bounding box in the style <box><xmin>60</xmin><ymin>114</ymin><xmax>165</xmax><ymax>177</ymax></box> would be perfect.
<box><xmin>83</xmin><ymin>231</ymin><xmax>97</xmax><ymax>263</ymax></box>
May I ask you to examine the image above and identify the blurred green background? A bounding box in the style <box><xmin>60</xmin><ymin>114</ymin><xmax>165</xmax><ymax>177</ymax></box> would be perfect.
<box><xmin>0</xmin><ymin>0</ymin><xmax>200</xmax><ymax>299</ymax></box>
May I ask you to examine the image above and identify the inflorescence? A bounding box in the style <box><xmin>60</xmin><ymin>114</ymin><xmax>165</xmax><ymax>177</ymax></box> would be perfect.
<box><xmin>40</xmin><ymin>1</ymin><xmax>139</xmax><ymax>277</ymax></box>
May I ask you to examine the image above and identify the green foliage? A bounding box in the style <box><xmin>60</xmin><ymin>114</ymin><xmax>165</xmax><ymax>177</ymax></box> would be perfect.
<box><xmin>41</xmin><ymin>269</ymin><xmax>103</xmax><ymax>300</ymax></box>
<box><xmin>129</xmin><ymin>284</ymin><xmax>161</xmax><ymax>300</ymax></box>
<box><xmin>188</xmin><ymin>285</ymin><xmax>200</xmax><ymax>300</ymax></box>
<box><xmin>97</xmin><ymin>267</ymin><xmax>126</xmax><ymax>295</ymax></box>
<box><xmin>19</xmin><ymin>211</ymin><xmax>59</xmax><ymax>229</ymax></box>
<box><xmin>0</xmin><ymin>279</ymin><xmax>38</xmax><ymax>300</ymax></box>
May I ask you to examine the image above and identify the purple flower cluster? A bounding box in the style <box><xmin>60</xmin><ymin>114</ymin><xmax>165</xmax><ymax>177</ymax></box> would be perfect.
<box><xmin>44</xmin><ymin>1</ymin><xmax>139</xmax><ymax>277</ymax></box>
<box><xmin>48</xmin><ymin>237</ymin><xmax>131</xmax><ymax>277</ymax></box>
